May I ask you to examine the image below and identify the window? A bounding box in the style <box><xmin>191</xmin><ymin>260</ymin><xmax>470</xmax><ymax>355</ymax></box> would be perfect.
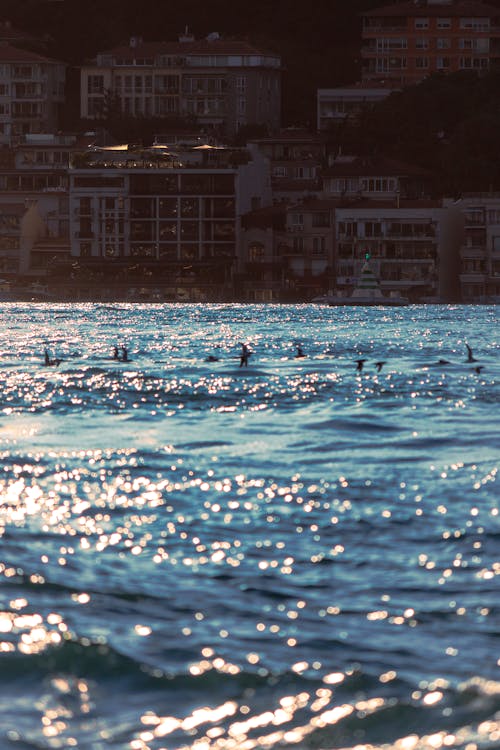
<box><xmin>416</xmin><ymin>38</ymin><xmax>429</xmax><ymax>49</ymax></box>
<box><xmin>13</xmin><ymin>65</ymin><xmax>33</xmax><ymax>78</ymax></box>
<box><xmin>365</xmin><ymin>221</ymin><xmax>382</xmax><ymax>237</ymax></box>
<box><xmin>437</xmin><ymin>57</ymin><xmax>450</xmax><ymax>69</ymax></box>
<box><xmin>312</xmin><ymin>236</ymin><xmax>326</xmax><ymax>254</ymax></box>
<box><xmin>249</xmin><ymin>242</ymin><xmax>265</xmax><ymax>261</ymax></box>
<box><xmin>437</xmin><ymin>18</ymin><xmax>451</xmax><ymax>29</ymax></box>
<box><xmin>414</xmin><ymin>18</ymin><xmax>429</xmax><ymax>29</ymax></box>
<box><xmin>236</xmin><ymin>76</ymin><xmax>247</xmax><ymax>92</ymax></box>
<box><xmin>312</xmin><ymin>212</ymin><xmax>330</xmax><ymax>228</ymax></box>
<box><xmin>87</xmin><ymin>75</ymin><xmax>104</xmax><ymax>94</ymax></box>
<box><xmin>437</xmin><ymin>38</ymin><xmax>450</xmax><ymax>49</ymax></box>
<box><xmin>338</xmin><ymin>221</ymin><xmax>357</xmax><ymax>237</ymax></box>
<box><xmin>460</xmin><ymin>18</ymin><xmax>489</xmax><ymax>31</ymax></box>
<box><xmin>291</xmin><ymin>213</ymin><xmax>303</xmax><ymax>228</ymax></box>
<box><xmin>376</xmin><ymin>38</ymin><xmax>407</xmax><ymax>50</ymax></box>
<box><xmin>416</xmin><ymin>57</ymin><xmax>429</xmax><ymax>68</ymax></box>
<box><xmin>293</xmin><ymin>236</ymin><xmax>304</xmax><ymax>252</ymax></box>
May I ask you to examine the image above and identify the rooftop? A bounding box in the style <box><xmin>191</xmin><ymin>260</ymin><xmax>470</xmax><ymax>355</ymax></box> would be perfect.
<box><xmin>0</xmin><ymin>43</ymin><xmax>63</xmax><ymax>64</ymax></box>
<box><xmin>94</xmin><ymin>36</ymin><xmax>280</xmax><ymax>64</ymax></box>
<box><xmin>362</xmin><ymin>1</ymin><xmax>500</xmax><ymax>18</ymax></box>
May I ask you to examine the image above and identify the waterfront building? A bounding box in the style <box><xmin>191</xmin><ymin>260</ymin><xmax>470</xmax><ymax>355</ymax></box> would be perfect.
<box><xmin>444</xmin><ymin>194</ymin><xmax>500</xmax><ymax>302</ymax></box>
<box><xmin>277</xmin><ymin>199</ymin><xmax>335</xmax><ymax>300</ymax></box>
<box><xmin>361</xmin><ymin>0</ymin><xmax>500</xmax><ymax>87</ymax></box>
<box><xmin>239</xmin><ymin>204</ymin><xmax>287</xmax><ymax>301</ymax></box>
<box><xmin>0</xmin><ymin>133</ymin><xmax>90</xmax><ymax>275</ymax></box>
<box><xmin>334</xmin><ymin>200</ymin><xmax>460</xmax><ymax>302</ymax></box>
<box><xmin>241</xmin><ymin>197</ymin><xmax>461</xmax><ymax>302</ymax></box>
<box><xmin>0</xmin><ymin>44</ymin><xmax>66</xmax><ymax>146</ymax></box>
<box><xmin>80</xmin><ymin>34</ymin><xmax>281</xmax><ymax>138</ymax></box>
<box><xmin>67</xmin><ymin>142</ymin><xmax>271</xmax><ymax>300</ymax></box>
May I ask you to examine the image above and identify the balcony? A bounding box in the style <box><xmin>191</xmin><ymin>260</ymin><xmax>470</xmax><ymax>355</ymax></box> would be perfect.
<box><xmin>460</xmin><ymin>246</ymin><xmax>486</xmax><ymax>259</ymax></box>
<box><xmin>460</xmin><ymin>272</ymin><xmax>486</xmax><ymax>283</ymax></box>
<box><xmin>362</xmin><ymin>25</ymin><xmax>407</xmax><ymax>34</ymax></box>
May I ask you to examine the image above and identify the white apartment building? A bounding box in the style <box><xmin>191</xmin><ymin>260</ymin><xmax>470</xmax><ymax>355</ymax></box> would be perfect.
<box><xmin>0</xmin><ymin>45</ymin><xmax>66</xmax><ymax>146</ymax></box>
<box><xmin>334</xmin><ymin>201</ymin><xmax>460</xmax><ymax>301</ymax></box>
<box><xmin>80</xmin><ymin>35</ymin><xmax>281</xmax><ymax>137</ymax></box>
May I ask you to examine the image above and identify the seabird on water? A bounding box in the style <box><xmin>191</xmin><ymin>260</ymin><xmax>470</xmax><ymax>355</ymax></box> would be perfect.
<box><xmin>356</xmin><ymin>358</ymin><xmax>367</xmax><ymax>372</ymax></box>
<box><xmin>465</xmin><ymin>344</ymin><xmax>477</xmax><ymax>363</ymax></box>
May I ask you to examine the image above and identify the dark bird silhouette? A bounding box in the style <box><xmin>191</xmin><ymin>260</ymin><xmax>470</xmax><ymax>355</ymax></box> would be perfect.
<box><xmin>295</xmin><ymin>346</ymin><xmax>305</xmax><ymax>358</ymax></box>
<box><xmin>43</xmin><ymin>348</ymin><xmax>61</xmax><ymax>366</ymax></box>
<box><xmin>474</xmin><ymin>365</ymin><xmax>484</xmax><ymax>374</ymax></box>
<box><xmin>206</xmin><ymin>355</ymin><xmax>219</xmax><ymax>362</ymax></box>
<box><xmin>465</xmin><ymin>344</ymin><xmax>477</xmax><ymax>363</ymax></box>
<box><xmin>356</xmin><ymin>358</ymin><xmax>366</xmax><ymax>372</ymax></box>
<box><xmin>438</xmin><ymin>359</ymin><xmax>451</xmax><ymax>365</ymax></box>
<box><xmin>374</xmin><ymin>361</ymin><xmax>386</xmax><ymax>372</ymax></box>
<box><xmin>239</xmin><ymin>342</ymin><xmax>250</xmax><ymax>367</ymax></box>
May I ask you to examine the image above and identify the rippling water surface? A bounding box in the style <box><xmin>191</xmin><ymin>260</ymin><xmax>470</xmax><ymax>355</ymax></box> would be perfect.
<box><xmin>0</xmin><ymin>303</ymin><xmax>499</xmax><ymax>750</ymax></box>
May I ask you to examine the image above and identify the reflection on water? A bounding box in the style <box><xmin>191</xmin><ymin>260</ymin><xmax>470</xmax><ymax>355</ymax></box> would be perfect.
<box><xmin>0</xmin><ymin>303</ymin><xmax>498</xmax><ymax>749</ymax></box>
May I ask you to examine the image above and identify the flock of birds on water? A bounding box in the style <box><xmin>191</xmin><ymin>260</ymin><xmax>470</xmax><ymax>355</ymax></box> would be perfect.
<box><xmin>42</xmin><ymin>343</ymin><xmax>486</xmax><ymax>374</ymax></box>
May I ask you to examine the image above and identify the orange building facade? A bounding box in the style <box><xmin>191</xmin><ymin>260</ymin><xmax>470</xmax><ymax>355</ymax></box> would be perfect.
<box><xmin>361</xmin><ymin>0</ymin><xmax>500</xmax><ymax>86</ymax></box>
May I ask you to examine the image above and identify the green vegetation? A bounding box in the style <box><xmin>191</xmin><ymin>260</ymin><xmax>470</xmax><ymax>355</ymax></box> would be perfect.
<box><xmin>329</xmin><ymin>69</ymin><xmax>500</xmax><ymax>192</ymax></box>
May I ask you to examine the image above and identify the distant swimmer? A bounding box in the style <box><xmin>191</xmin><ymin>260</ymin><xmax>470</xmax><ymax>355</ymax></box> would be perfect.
<box><xmin>43</xmin><ymin>348</ymin><xmax>61</xmax><ymax>367</ymax></box>
<box><xmin>295</xmin><ymin>345</ymin><xmax>305</xmax><ymax>358</ymax></box>
<box><xmin>465</xmin><ymin>344</ymin><xmax>477</xmax><ymax>363</ymax></box>
<box><xmin>356</xmin><ymin>358</ymin><xmax>366</xmax><ymax>372</ymax></box>
<box><xmin>375</xmin><ymin>361</ymin><xmax>386</xmax><ymax>372</ymax></box>
<box><xmin>239</xmin><ymin>342</ymin><xmax>250</xmax><ymax>367</ymax></box>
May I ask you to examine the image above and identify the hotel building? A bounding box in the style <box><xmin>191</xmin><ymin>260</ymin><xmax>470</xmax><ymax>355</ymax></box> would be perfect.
<box><xmin>67</xmin><ymin>143</ymin><xmax>271</xmax><ymax>300</ymax></box>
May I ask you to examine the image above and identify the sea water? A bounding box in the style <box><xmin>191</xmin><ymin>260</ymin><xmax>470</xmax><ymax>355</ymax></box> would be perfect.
<box><xmin>0</xmin><ymin>303</ymin><xmax>498</xmax><ymax>750</ymax></box>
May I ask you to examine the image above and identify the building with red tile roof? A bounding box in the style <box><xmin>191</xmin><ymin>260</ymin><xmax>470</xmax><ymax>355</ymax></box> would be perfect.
<box><xmin>81</xmin><ymin>33</ymin><xmax>282</xmax><ymax>138</ymax></box>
